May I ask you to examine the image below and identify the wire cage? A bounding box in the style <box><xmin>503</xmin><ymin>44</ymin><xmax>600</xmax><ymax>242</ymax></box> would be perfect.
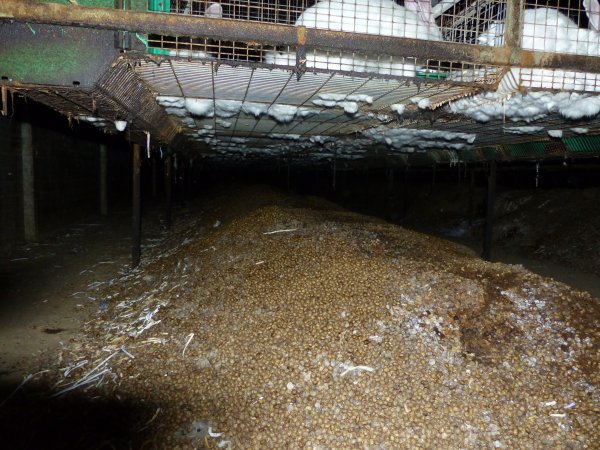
<box><xmin>145</xmin><ymin>0</ymin><xmax>505</xmax><ymax>84</ymax></box>
<box><xmin>143</xmin><ymin>0</ymin><xmax>600</xmax><ymax>92</ymax></box>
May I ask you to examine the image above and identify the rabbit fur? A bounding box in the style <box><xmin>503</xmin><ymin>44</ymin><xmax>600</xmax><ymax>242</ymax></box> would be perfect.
<box><xmin>169</xmin><ymin>2</ymin><xmax>223</xmax><ymax>59</ymax></box>
<box><xmin>264</xmin><ymin>0</ymin><xmax>441</xmax><ymax>77</ymax></box>
<box><xmin>479</xmin><ymin>5</ymin><xmax>600</xmax><ymax>56</ymax></box>
<box><xmin>478</xmin><ymin>3</ymin><xmax>600</xmax><ymax>92</ymax></box>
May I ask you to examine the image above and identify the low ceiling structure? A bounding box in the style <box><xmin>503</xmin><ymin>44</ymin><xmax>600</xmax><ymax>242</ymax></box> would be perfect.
<box><xmin>2</xmin><ymin>0</ymin><xmax>600</xmax><ymax>167</ymax></box>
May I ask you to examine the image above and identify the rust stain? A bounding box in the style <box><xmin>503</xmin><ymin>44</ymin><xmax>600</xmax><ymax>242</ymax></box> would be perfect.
<box><xmin>297</xmin><ymin>26</ymin><xmax>306</xmax><ymax>46</ymax></box>
<box><xmin>3</xmin><ymin>0</ymin><xmax>598</xmax><ymax>73</ymax></box>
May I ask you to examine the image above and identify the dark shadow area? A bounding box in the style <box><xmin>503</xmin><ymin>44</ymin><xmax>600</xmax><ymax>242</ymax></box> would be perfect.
<box><xmin>0</xmin><ymin>381</ymin><xmax>159</xmax><ymax>450</ymax></box>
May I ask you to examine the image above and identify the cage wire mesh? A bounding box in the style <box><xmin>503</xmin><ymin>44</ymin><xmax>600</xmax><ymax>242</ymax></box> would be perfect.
<box><xmin>144</xmin><ymin>1</ymin><xmax>600</xmax><ymax>90</ymax></box>
<box><xmin>146</xmin><ymin>0</ymin><xmax>506</xmax><ymax>84</ymax></box>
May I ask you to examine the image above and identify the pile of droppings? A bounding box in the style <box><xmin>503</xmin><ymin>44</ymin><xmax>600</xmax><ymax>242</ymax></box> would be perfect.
<box><xmin>47</xmin><ymin>187</ymin><xmax>600</xmax><ymax>448</ymax></box>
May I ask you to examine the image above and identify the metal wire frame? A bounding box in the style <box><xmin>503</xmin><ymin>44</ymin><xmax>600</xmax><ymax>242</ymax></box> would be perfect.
<box><xmin>142</xmin><ymin>0</ymin><xmax>600</xmax><ymax>92</ymax></box>
<box><xmin>158</xmin><ymin>0</ymin><xmax>597</xmax><ymax>53</ymax></box>
<box><xmin>4</xmin><ymin>0</ymin><xmax>599</xmax><ymax>74</ymax></box>
<box><xmin>7</xmin><ymin>62</ymin><xmax>179</xmax><ymax>146</ymax></box>
<box><xmin>147</xmin><ymin>0</ymin><xmax>507</xmax><ymax>83</ymax></box>
<box><xmin>3</xmin><ymin>0</ymin><xmax>600</xmax><ymax>167</ymax></box>
<box><xmin>136</xmin><ymin>60</ymin><xmax>600</xmax><ymax>160</ymax></box>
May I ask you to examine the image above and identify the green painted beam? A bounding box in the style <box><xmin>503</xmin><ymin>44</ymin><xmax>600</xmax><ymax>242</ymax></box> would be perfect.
<box><xmin>0</xmin><ymin>22</ymin><xmax>119</xmax><ymax>87</ymax></box>
<box><xmin>2</xmin><ymin>30</ymin><xmax>95</xmax><ymax>81</ymax></box>
<box><xmin>0</xmin><ymin>1</ymin><xmax>151</xmax><ymax>86</ymax></box>
<box><xmin>38</xmin><ymin>0</ymin><xmax>148</xmax><ymax>11</ymax></box>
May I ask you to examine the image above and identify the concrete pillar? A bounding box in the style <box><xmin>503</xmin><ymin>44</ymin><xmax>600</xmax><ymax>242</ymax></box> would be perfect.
<box><xmin>100</xmin><ymin>144</ymin><xmax>108</xmax><ymax>216</ymax></box>
<box><xmin>21</xmin><ymin>122</ymin><xmax>36</xmax><ymax>242</ymax></box>
<box><xmin>132</xmin><ymin>143</ymin><xmax>141</xmax><ymax>268</ymax></box>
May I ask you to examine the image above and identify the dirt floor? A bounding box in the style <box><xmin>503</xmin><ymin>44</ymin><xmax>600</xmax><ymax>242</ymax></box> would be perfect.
<box><xmin>0</xmin><ymin>185</ymin><xmax>598</xmax><ymax>449</ymax></box>
<box><xmin>402</xmin><ymin>185</ymin><xmax>600</xmax><ymax>279</ymax></box>
<box><xmin>0</xmin><ymin>214</ymin><xmax>130</xmax><ymax>387</ymax></box>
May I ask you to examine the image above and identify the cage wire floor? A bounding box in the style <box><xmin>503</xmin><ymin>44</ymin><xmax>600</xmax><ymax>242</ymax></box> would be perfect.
<box><xmin>6</xmin><ymin>56</ymin><xmax>600</xmax><ymax>167</ymax></box>
<box><xmin>138</xmin><ymin>59</ymin><xmax>600</xmax><ymax>163</ymax></box>
<box><xmin>4</xmin><ymin>0</ymin><xmax>600</xmax><ymax>165</ymax></box>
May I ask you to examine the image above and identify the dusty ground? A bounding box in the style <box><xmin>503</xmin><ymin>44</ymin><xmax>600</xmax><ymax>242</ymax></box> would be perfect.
<box><xmin>1</xmin><ymin>185</ymin><xmax>597</xmax><ymax>449</ymax></box>
<box><xmin>403</xmin><ymin>185</ymin><xmax>600</xmax><ymax>279</ymax></box>
<box><xmin>491</xmin><ymin>188</ymin><xmax>600</xmax><ymax>277</ymax></box>
<box><xmin>0</xmin><ymin>214</ymin><xmax>131</xmax><ymax>387</ymax></box>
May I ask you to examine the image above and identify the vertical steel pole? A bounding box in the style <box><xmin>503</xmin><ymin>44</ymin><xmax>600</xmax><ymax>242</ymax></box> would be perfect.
<box><xmin>468</xmin><ymin>166</ymin><xmax>475</xmax><ymax>227</ymax></box>
<box><xmin>151</xmin><ymin>155</ymin><xmax>158</xmax><ymax>200</ymax></box>
<box><xmin>482</xmin><ymin>160</ymin><xmax>497</xmax><ymax>261</ymax></box>
<box><xmin>21</xmin><ymin>122</ymin><xmax>36</xmax><ymax>242</ymax></box>
<box><xmin>132</xmin><ymin>143</ymin><xmax>141</xmax><ymax>268</ymax></box>
<box><xmin>402</xmin><ymin>165</ymin><xmax>409</xmax><ymax>218</ymax></box>
<box><xmin>386</xmin><ymin>167</ymin><xmax>394</xmax><ymax>217</ymax></box>
<box><xmin>164</xmin><ymin>152</ymin><xmax>173</xmax><ymax>228</ymax></box>
<box><xmin>100</xmin><ymin>144</ymin><xmax>108</xmax><ymax>216</ymax></box>
<box><xmin>332</xmin><ymin>154</ymin><xmax>337</xmax><ymax>192</ymax></box>
<box><xmin>181</xmin><ymin>157</ymin><xmax>187</xmax><ymax>205</ymax></box>
<box><xmin>286</xmin><ymin>155</ymin><xmax>291</xmax><ymax>191</ymax></box>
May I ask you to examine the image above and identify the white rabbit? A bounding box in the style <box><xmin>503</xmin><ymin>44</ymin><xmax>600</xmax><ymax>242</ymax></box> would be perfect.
<box><xmin>182</xmin><ymin>1</ymin><xmax>222</xmax><ymax>17</ymax></box>
<box><xmin>264</xmin><ymin>0</ymin><xmax>442</xmax><ymax>78</ymax></box>
<box><xmin>584</xmin><ymin>0</ymin><xmax>600</xmax><ymax>31</ymax></box>
<box><xmin>170</xmin><ymin>2</ymin><xmax>223</xmax><ymax>59</ymax></box>
<box><xmin>404</xmin><ymin>0</ymin><xmax>439</xmax><ymax>34</ymax></box>
<box><xmin>478</xmin><ymin>3</ymin><xmax>600</xmax><ymax>92</ymax></box>
<box><xmin>479</xmin><ymin>6</ymin><xmax>600</xmax><ymax>55</ymax></box>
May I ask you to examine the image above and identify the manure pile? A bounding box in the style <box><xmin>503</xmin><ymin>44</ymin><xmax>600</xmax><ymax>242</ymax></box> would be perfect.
<box><xmin>30</xmin><ymin>187</ymin><xmax>600</xmax><ymax>448</ymax></box>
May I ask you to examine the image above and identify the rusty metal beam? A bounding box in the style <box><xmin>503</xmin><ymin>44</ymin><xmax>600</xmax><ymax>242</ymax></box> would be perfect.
<box><xmin>2</xmin><ymin>0</ymin><xmax>600</xmax><ymax>73</ymax></box>
<box><xmin>504</xmin><ymin>0</ymin><xmax>524</xmax><ymax>66</ymax></box>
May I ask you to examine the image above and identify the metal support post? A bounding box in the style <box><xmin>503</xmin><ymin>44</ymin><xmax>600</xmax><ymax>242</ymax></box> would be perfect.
<box><xmin>132</xmin><ymin>143</ymin><xmax>141</xmax><ymax>268</ymax></box>
<box><xmin>332</xmin><ymin>155</ymin><xmax>337</xmax><ymax>192</ymax></box>
<box><xmin>151</xmin><ymin>155</ymin><xmax>158</xmax><ymax>200</ymax></box>
<box><xmin>164</xmin><ymin>152</ymin><xmax>173</xmax><ymax>228</ymax></box>
<box><xmin>21</xmin><ymin>122</ymin><xmax>36</xmax><ymax>242</ymax></box>
<box><xmin>482</xmin><ymin>160</ymin><xmax>497</xmax><ymax>261</ymax></box>
<box><xmin>286</xmin><ymin>155</ymin><xmax>291</xmax><ymax>191</ymax></box>
<box><xmin>401</xmin><ymin>165</ymin><xmax>409</xmax><ymax>218</ymax></box>
<box><xmin>386</xmin><ymin>167</ymin><xmax>394</xmax><ymax>217</ymax></box>
<box><xmin>468</xmin><ymin>166</ymin><xmax>475</xmax><ymax>227</ymax></box>
<box><xmin>180</xmin><ymin>157</ymin><xmax>187</xmax><ymax>205</ymax></box>
<box><xmin>100</xmin><ymin>144</ymin><xmax>108</xmax><ymax>216</ymax></box>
